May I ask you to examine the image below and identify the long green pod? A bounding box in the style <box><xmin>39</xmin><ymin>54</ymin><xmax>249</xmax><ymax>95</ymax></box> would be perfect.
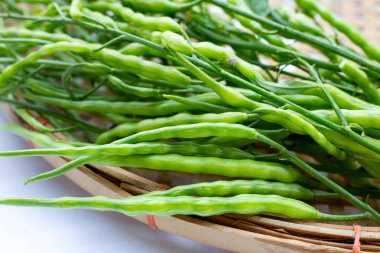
<box><xmin>114</xmin><ymin>123</ymin><xmax>259</xmax><ymax>144</ymax></box>
<box><xmin>107</xmin><ymin>75</ymin><xmax>161</xmax><ymax>98</ymax></box>
<box><xmin>70</xmin><ymin>0</ymin><xmax>117</xmax><ymax>29</ymax></box>
<box><xmin>226</xmin><ymin>0</ymin><xmax>290</xmax><ymax>48</ymax></box>
<box><xmin>261</xmin><ymin>80</ymin><xmax>380</xmax><ymax>110</ymax></box>
<box><xmin>277</xmin><ymin>6</ymin><xmax>323</xmax><ymax>36</ymax></box>
<box><xmin>23</xmin><ymin>123</ymin><xmax>260</xmax><ymax>183</ymax></box>
<box><xmin>295</xmin><ymin>0</ymin><xmax>380</xmax><ymax>62</ymax></box>
<box><xmin>359</xmin><ymin>160</ymin><xmax>380</xmax><ymax>180</ymax></box>
<box><xmin>318</xmin><ymin>127</ymin><xmax>380</xmax><ymax>163</ymax></box>
<box><xmin>98</xmin><ymin>154</ymin><xmax>301</xmax><ymax>183</ymax></box>
<box><xmin>22</xmin><ymin>93</ymin><xmax>224</xmax><ymax>116</ymax></box>
<box><xmin>13</xmin><ymin>107</ymin><xmax>54</xmax><ymax>134</ymax></box>
<box><xmin>119</xmin><ymin>43</ymin><xmax>166</xmax><ymax>57</ymax></box>
<box><xmin>170</xmin><ymin>52</ymin><xmax>262</xmax><ymax>111</ymax></box>
<box><xmin>257</xmin><ymin>108</ymin><xmax>346</xmax><ymax>160</ymax></box>
<box><xmin>163</xmin><ymin>94</ymin><xmax>232</xmax><ymax>113</ymax></box>
<box><xmin>339</xmin><ymin>60</ymin><xmax>380</xmax><ymax>105</ymax></box>
<box><xmin>96</xmin><ymin>112</ymin><xmax>249</xmax><ymax>144</ymax></box>
<box><xmin>313</xmin><ymin>109</ymin><xmax>380</xmax><ymax>129</ymax></box>
<box><xmin>87</xmin><ymin>2</ymin><xmax>182</xmax><ymax>32</ymax></box>
<box><xmin>123</xmin><ymin>0</ymin><xmax>202</xmax><ymax>14</ymax></box>
<box><xmin>0</xmin><ymin>41</ymin><xmax>190</xmax><ymax>87</ymax></box>
<box><xmin>0</xmin><ymin>142</ymin><xmax>255</xmax><ymax>160</ymax></box>
<box><xmin>0</xmin><ymin>124</ymin><xmax>71</xmax><ymax>149</ymax></box>
<box><xmin>144</xmin><ymin>180</ymin><xmax>314</xmax><ymax>199</ymax></box>
<box><xmin>0</xmin><ymin>28</ymin><xmax>82</xmax><ymax>43</ymax></box>
<box><xmin>25</xmin><ymin>79</ymin><xmax>115</xmax><ymax>101</ymax></box>
<box><xmin>280</xmin><ymin>95</ymin><xmax>330</xmax><ymax>110</ymax></box>
<box><xmin>0</xmin><ymin>194</ymin><xmax>370</xmax><ymax>221</ymax></box>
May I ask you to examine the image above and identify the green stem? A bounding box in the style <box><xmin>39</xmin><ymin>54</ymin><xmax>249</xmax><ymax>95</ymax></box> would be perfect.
<box><xmin>298</xmin><ymin>58</ymin><xmax>348</xmax><ymax>127</ymax></box>
<box><xmin>313</xmin><ymin>192</ymin><xmax>339</xmax><ymax>199</ymax></box>
<box><xmin>320</xmin><ymin>212</ymin><xmax>371</xmax><ymax>221</ymax></box>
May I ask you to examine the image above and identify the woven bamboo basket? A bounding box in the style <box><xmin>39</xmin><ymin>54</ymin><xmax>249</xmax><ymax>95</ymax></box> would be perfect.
<box><xmin>4</xmin><ymin>0</ymin><xmax>380</xmax><ymax>252</ymax></box>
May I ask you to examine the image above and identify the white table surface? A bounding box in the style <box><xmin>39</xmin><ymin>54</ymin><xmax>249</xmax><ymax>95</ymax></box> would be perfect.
<box><xmin>0</xmin><ymin>110</ymin><xmax>230</xmax><ymax>253</ymax></box>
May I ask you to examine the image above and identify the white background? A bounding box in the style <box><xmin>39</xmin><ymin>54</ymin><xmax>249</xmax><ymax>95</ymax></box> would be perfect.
<box><xmin>0</xmin><ymin>110</ymin><xmax>230</xmax><ymax>253</ymax></box>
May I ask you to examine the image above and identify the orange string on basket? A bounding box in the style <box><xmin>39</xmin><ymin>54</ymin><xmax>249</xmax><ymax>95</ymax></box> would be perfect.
<box><xmin>145</xmin><ymin>215</ymin><xmax>158</xmax><ymax>230</ymax></box>
<box><xmin>26</xmin><ymin>139</ymin><xmax>36</xmax><ymax>149</ymax></box>
<box><xmin>352</xmin><ymin>224</ymin><xmax>361</xmax><ymax>253</ymax></box>
<box><xmin>155</xmin><ymin>184</ymin><xmax>169</xmax><ymax>191</ymax></box>
<box><xmin>145</xmin><ymin>184</ymin><xmax>169</xmax><ymax>230</ymax></box>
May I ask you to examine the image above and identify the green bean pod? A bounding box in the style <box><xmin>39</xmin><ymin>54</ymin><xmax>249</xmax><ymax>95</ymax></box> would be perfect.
<box><xmin>0</xmin><ymin>42</ymin><xmax>190</xmax><ymax>87</ymax></box>
<box><xmin>113</xmin><ymin>123</ymin><xmax>259</xmax><ymax>144</ymax></box>
<box><xmin>277</xmin><ymin>6</ymin><xmax>323</xmax><ymax>36</ymax></box>
<box><xmin>70</xmin><ymin>0</ymin><xmax>117</xmax><ymax>28</ymax></box>
<box><xmin>98</xmin><ymin>154</ymin><xmax>300</xmax><ymax>183</ymax></box>
<box><xmin>13</xmin><ymin>107</ymin><xmax>53</xmax><ymax>134</ymax></box>
<box><xmin>107</xmin><ymin>75</ymin><xmax>160</xmax><ymax>98</ymax></box>
<box><xmin>25</xmin><ymin>79</ymin><xmax>113</xmax><ymax>101</ymax></box>
<box><xmin>123</xmin><ymin>0</ymin><xmax>202</xmax><ymax>14</ymax></box>
<box><xmin>0</xmin><ymin>124</ymin><xmax>71</xmax><ymax>148</ymax></box>
<box><xmin>257</xmin><ymin>108</ymin><xmax>346</xmax><ymax>160</ymax></box>
<box><xmin>22</xmin><ymin>93</ymin><xmax>225</xmax><ymax>116</ymax></box>
<box><xmin>144</xmin><ymin>180</ymin><xmax>314</xmax><ymax>199</ymax></box>
<box><xmin>96</xmin><ymin>112</ymin><xmax>249</xmax><ymax>144</ymax></box>
<box><xmin>161</xmin><ymin>31</ymin><xmax>193</xmax><ymax>55</ymax></box>
<box><xmin>0</xmin><ymin>28</ymin><xmax>82</xmax><ymax>43</ymax></box>
<box><xmin>119</xmin><ymin>43</ymin><xmax>166</xmax><ymax>57</ymax></box>
<box><xmin>313</xmin><ymin>109</ymin><xmax>380</xmax><ymax>129</ymax></box>
<box><xmin>0</xmin><ymin>194</ymin><xmax>371</xmax><ymax>220</ymax></box>
<box><xmin>226</xmin><ymin>0</ymin><xmax>289</xmax><ymax>48</ymax></box>
<box><xmin>163</xmin><ymin>94</ymin><xmax>231</xmax><ymax>114</ymax></box>
<box><xmin>262</xmin><ymin>80</ymin><xmax>380</xmax><ymax>110</ymax></box>
<box><xmin>87</xmin><ymin>2</ymin><xmax>182</xmax><ymax>32</ymax></box>
<box><xmin>0</xmin><ymin>142</ymin><xmax>255</xmax><ymax>160</ymax></box>
<box><xmin>339</xmin><ymin>60</ymin><xmax>380</xmax><ymax>105</ymax></box>
<box><xmin>172</xmin><ymin>51</ymin><xmax>262</xmax><ymax>111</ymax></box>
<box><xmin>317</xmin><ymin>126</ymin><xmax>380</xmax><ymax>162</ymax></box>
<box><xmin>359</xmin><ymin>159</ymin><xmax>380</xmax><ymax>180</ymax></box>
<box><xmin>280</xmin><ymin>95</ymin><xmax>330</xmax><ymax>109</ymax></box>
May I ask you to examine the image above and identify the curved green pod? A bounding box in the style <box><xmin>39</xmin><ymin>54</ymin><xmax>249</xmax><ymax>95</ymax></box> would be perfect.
<box><xmin>87</xmin><ymin>2</ymin><xmax>182</xmax><ymax>32</ymax></box>
<box><xmin>0</xmin><ymin>142</ymin><xmax>255</xmax><ymax>160</ymax></box>
<box><xmin>123</xmin><ymin>0</ymin><xmax>202</xmax><ymax>14</ymax></box>
<box><xmin>96</xmin><ymin>112</ymin><xmax>249</xmax><ymax>144</ymax></box>
<box><xmin>144</xmin><ymin>180</ymin><xmax>314</xmax><ymax>199</ymax></box>
<box><xmin>0</xmin><ymin>194</ymin><xmax>369</xmax><ymax>221</ymax></box>
<box><xmin>314</xmin><ymin>109</ymin><xmax>380</xmax><ymax>129</ymax></box>
<box><xmin>22</xmin><ymin>93</ymin><xmax>224</xmax><ymax>116</ymax></box>
<box><xmin>98</xmin><ymin>154</ymin><xmax>301</xmax><ymax>183</ymax></box>
<box><xmin>0</xmin><ymin>42</ymin><xmax>190</xmax><ymax>87</ymax></box>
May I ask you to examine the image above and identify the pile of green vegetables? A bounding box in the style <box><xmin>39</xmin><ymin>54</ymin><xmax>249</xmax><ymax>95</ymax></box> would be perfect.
<box><xmin>1</xmin><ymin>0</ymin><xmax>380</xmax><ymax>224</ymax></box>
